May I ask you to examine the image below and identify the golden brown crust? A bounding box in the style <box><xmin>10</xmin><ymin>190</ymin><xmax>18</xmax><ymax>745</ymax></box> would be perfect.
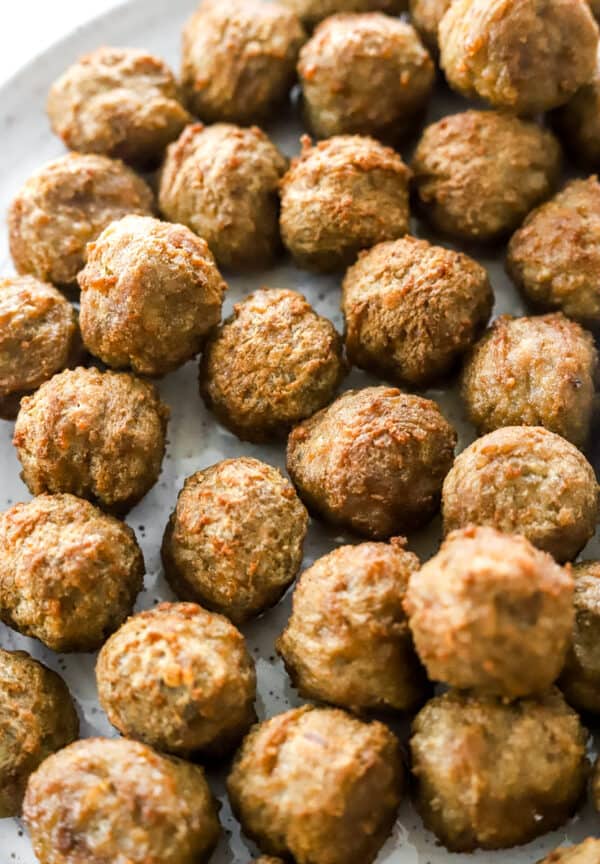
<box><xmin>538</xmin><ymin>839</ymin><xmax>600</xmax><ymax>863</ymax></box>
<box><xmin>559</xmin><ymin>561</ymin><xmax>600</xmax><ymax>713</ymax></box>
<box><xmin>282</xmin><ymin>0</ymin><xmax>406</xmax><ymax>29</ymax></box>
<box><xmin>553</xmin><ymin>48</ymin><xmax>600</xmax><ymax>167</ymax></box>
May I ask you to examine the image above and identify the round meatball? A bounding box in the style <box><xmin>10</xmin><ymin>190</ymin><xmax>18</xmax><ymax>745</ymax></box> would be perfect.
<box><xmin>409</xmin><ymin>0</ymin><xmax>450</xmax><ymax>54</ymax></box>
<box><xmin>461</xmin><ymin>313</ymin><xmax>598</xmax><ymax>448</ymax></box>
<box><xmin>159</xmin><ymin>123</ymin><xmax>287</xmax><ymax>271</ymax></box>
<box><xmin>287</xmin><ymin>386</ymin><xmax>457</xmax><ymax>538</ymax></box>
<box><xmin>227</xmin><ymin>706</ymin><xmax>403</xmax><ymax>864</ymax></box>
<box><xmin>162</xmin><ymin>458</ymin><xmax>308</xmax><ymax>624</ymax></box>
<box><xmin>47</xmin><ymin>47</ymin><xmax>190</xmax><ymax>166</ymax></box>
<box><xmin>405</xmin><ymin>525</ymin><xmax>574</xmax><ymax>697</ymax></box>
<box><xmin>0</xmin><ymin>494</ymin><xmax>143</xmax><ymax>652</ymax></box>
<box><xmin>8</xmin><ymin>153</ymin><xmax>154</xmax><ymax>289</ymax></box>
<box><xmin>200</xmin><ymin>288</ymin><xmax>346</xmax><ymax>441</ymax></box>
<box><xmin>298</xmin><ymin>13</ymin><xmax>435</xmax><ymax>140</ymax></box>
<box><xmin>410</xmin><ymin>688</ymin><xmax>589</xmax><ymax>852</ymax></box>
<box><xmin>14</xmin><ymin>367</ymin><xmax>168</xmax><ymax>512</ymax></box>
<box><xmin>538</xmin><ymin>840</ymin><xmax>600</xmax><ymax>864</ymax></box>
<box><xmin>277</xmin><ymin>539</ymin><xmax>429</xmax><ymax>713</ymax></box>
<box><xmin>559</xmin><ymin>561</ymin><xmax>600</xmax><ymax>713</ymax></box>
<box><xmin>0</xmin><ymin>649</ymin><xmax>78</xmax><ymax>817</ymax></box>
<box><xmin>23</xmin><ymin>738</ymin><xmax>220</xmax><ymax>864</ymax></box>
<box><xmin>411</xmin><ymin>110</ymin><xmax>562</xmax><ymax>241</ymax></box>
<box><xmin>79</xmin><ymin>215</ymin><xmax>226</xmax><ymax>376</ymax></box>
<box><xmin>342</xmin><ymin>236</ymin><xmax>493</xmax><ymax>386</ymax></box>
<box><xmin>279</xmin><ymin>135</ymin><xmax>410</xmax><ymax>273</ymax></box>
<box><xmin>97</xmin><ymin>602</ymin><xmax>256</xmax><ymax>756</ymax></box>
<box><xmin>283</xmin><ymin>0</ymin><xmax>406</xmax><ymax>29</ymax></box>
<box><xmin>439</xmin><ymin>0</ymin><xmax>599</xmax><ymax>115</ymax></box>
<box><xmin>553</xmin><ymin>49</ymin><xmax>600</xmax><ymax>167</ymax></box>
<box><xmin>442</xmin><ymin>427</ymin><xmax>599</xmax><ymax>563</ymax></box>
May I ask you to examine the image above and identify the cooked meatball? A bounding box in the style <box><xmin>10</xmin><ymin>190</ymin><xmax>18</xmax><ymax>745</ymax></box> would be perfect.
<box><xmin>227</xmin><ymin>706</ymin><xmax>403</xmax><ymax>864</ymax></box>
<box><xmin>79</xmin><ymin>215</ymin><xmax>226</xmax><ymax>376</ymax></box>
<box><xmin>283</xmin><ymin>0</ymin><xmax>406</xmax><ymax>29</ymax></box>
<box><xmin>159</xmin><ymin>123</ymin><xmax>287</xmax><ymax>271</ymax></box>
<box><xmin>410</xmin><ymin>688</ymin><xmax>589</xmax><ymax>851</ymax></box>
<box><xmin>559</xmin><ymin>561</ymin><xmax>600</xmax><ymax>713</ymax></box>
<box><xmin>47</xmin><ymin>47</ymin><xmax>190</xmax><ymax>166</ymax></box>
<box><xmin>162</xmin><ymin>458</ymin><xmax>308</xmax><ymax>624</ymax></box>
<box><xmin>200</xmin><ymin>288</ymin><xmax>346</xmax><ymax>441</ymax></box>
<box><xmin>442</xmin><ymin>427</ymin><xmax>599</xmax><ymax>563</ymax></box>
<box><xmin>298</xmin><ymin>13</ymin><xmax>435</xmax><ymax>140</ymax></box>
<box><xmin>411</xmin><ymin>110</ymin><xmax>562</xmax><ymax>241</ymax></box>
<box><xmin>23</xmin><ymin>738</ymin><xmax>220</xmax><ymax>864</ymax></box>
<box><xmin>553</xmin><ymin>49</ymin><xmax>600</xmax><ymax>167</ymax></box>
<box><xmin>8</xmin><ymin>153</ymin><xmax>154</xmax><ymax>289</ymax></box>
<box><xmin>439</xmin><ymin>0</ymin><xmax>599</xmax><ymax>115</ymax></box>
<box><xmin>538</xmin><ymin>840</ymin><xmax>600</xmax><ymax>863</ymax></box>
<box><xmin>0</xmin><ymin>649</ymin><xmax>78</xmax><ymax>817</ymax></box>
<box><xmin>0</xmin><ymin>494</ymin><xmax>143</xmax><ymax>652</ymax></box>
<box><xmin>287</xmin><ymin>386</ymin><xmax>457</xmax><ymax>538</ymax></box>
<box><xmin>409</xmin><ymin>0</ymin><xmax>450</xmax><ymax>54</ymax></box>
<box><xmin>13</xmin><ymin>366</ymin><xmax>168</xmax><ymax>512</ymax></box>
<box><xmin>277</xmin><ymin>539</ymin><xmax>429</xmax><ymax>713</ymax></box>
<box><xmin>342</xmin><ymin>236</ymin><xmax>493</xmax><ymax>386</ymax></box>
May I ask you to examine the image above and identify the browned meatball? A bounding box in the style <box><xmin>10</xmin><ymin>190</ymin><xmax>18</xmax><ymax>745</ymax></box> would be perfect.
<box><xmin>559</xmin><ymin>561</ymin><xmax>600</xmax><ymax>713</ymax></box>
<box><xmin>79</xmin><ymin>215</ymin><xmax>226</xmax><ymax>376</ymax></box>
<box><xmin>200</xmin><ymin>288</ymin><xmax>346</xmax><ymax>441</ymax></box>
<box><xmin>442</xmin><ymin>427</ymin><xmax>599</xmax><ymax>563</ymax></box>
<box><xmin>283</xmin><ymin>0</ymin><xmax>406</xmax><ymax>29</ymax></box>
<box><xmin>298</xmin><ymin>13</ymin><xmax>434</xmax><ymax>140</ymax></box>
<box><xmin>8</xmin><ymin>153</ymin><xmax>154</xmax><ymax>290</ymax></box>
<box><xmin>342</xmin><ymin>236</ymin><xmax>493</xmax><ymax>386</ymax></box>
<box><xmin>411</xmin><ymin>110</ymin><xmax>562</xmax><ymax>241</ymax></box>
<box><xmin>538</xmin><ymin>840</ymin><xmax>600</xmax><ymax>863</ymax></box>
<box><xmin>162</xmin><ymin>458</ymin><xmax>308</xmax><ymax>624</ymax></box>
<box><xmin>23</xmin><ymin>738</ymin><xmax>220</xmax><ymax>864</ymax></box>
<box><xmin>287</xmin><ymin>386</ymin><xmax>457</xmax><ymax>538</ymax></box>
<box><xmin>227</xmin><ymin>706</ymin><xmax>403</xmax><ymax>864</ymax></box>
<box><xmin>0</xmin><ymin>494</ymin><xmax>143</xmax><ymax>651</ymax></box>
<box><xmin>159</xmin><ymin>123</ymin><xmax>287</xmax><ymax>271</ymax></box>
<box><xmin>0</xmin><ymin>649</ymin><xmax>79</xmax><ymax>817</ymax></box>
<box><xmin>13</xmin><ymin>367</ymin><xmax>168</xmax><ymax>512</ymax></box>
<box><xmin>410</xmin><ymin>688</ymin><xmax>589</xmax><ymax>852</ymax></box>
<box><xmin>553</xmin><ymin>49</ymin><xmax>600</xmax><ymax>167</ymax></box>
<box><xmin>409</xmin><ymin>0</ymin><xmax>450</xmax><ymax>53</ymax></box>
<box><xmin>47</xmin><ymin>47</ymin><xmax>190</xmax><ymax>166</ymax></box>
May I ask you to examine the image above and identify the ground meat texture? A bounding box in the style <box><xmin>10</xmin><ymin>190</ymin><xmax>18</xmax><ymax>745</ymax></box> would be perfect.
<box><xmin>538</xmin><ymin>840</ymin><xmax>600</xmax><ymax>863</ymax></box>
<box><xmin>277</xmin><ymin>539</ymin><xmax>429</xmax><ymax>713</ymax></box>
<box><xmin>439</xmin><ymin>0</ymin><xmax>599</xmax><ymax>115</ymax></box>
<box><xmin>227</xmin><ymin>706</ymin><xmax>403</xmax><ymax>864</ymax></box>
<box><xmin>462</xmin><ymin>313</ymin><xmax>598</xmax><ymax>448</ymax></box>
<box><xmin>23</xmin><ymin>737</ymin><xmax>220</xmax><ymax>864</ymax></box>
<box><xmin>409</xmin><ymin>0</ymin><xmax>450</xmax><ymax>53</ymax></box>
<box><xmin>553</xmin><ymin>49</ymin><xmax>600</xmax><ymax>168</ymax></box>
<box><xmin>442</xmin><ymin>427</ymin><xmax>599</xmax><ymax>563</ymax></box>
<box><xmin>13</xmin><ymin>367</ymin><xmax>169</xmax><ymax>513</ymax></box>
<box><xmin>410</xmin><ymin>688</ymin><xmax>588</xmax><ymax>852</ymax></box>
<box><xmin>287</xmin><ymin>386</ymin><xmax>457</xmax><ymax>539</ymax></box>
<box><xmin>162</xmin><ymin>458</ymin><xmax>308</xmax><ymax>624</ymax></box>
<box><xmin>0</xmin><ymin>494</ymin><xmax>143</xmax><ymax>652</ymax></box>
<box><xmin>78</xmin><ymin>215</ymin><xmax>226</xmax><ymax>376</ymax></box>
<box><xmin>298</xmin><ymin>13</ymin><xmax>434</xmax><ymax>140</ymax></box>
<box><xmin>559</xmin><ymin>561</ymin><xmax>600</xmax><ymax>713</ymax></box>
<box><xmin>47</xmin><ymin>47</ymin><xmax>190</xmax><ymax>167</ymax></box>
<box><xmin>282</xmin><ymin>0</ymin><xmax>406</xmax><ymax>29</ymax></box>
<box><xmin>279</xmin><ymin>135</ymin><xmax>410</xmax><ymax>273</ymax></box>
<box><xmin>0</xmin><ymin>649</ymin><xmax>78</xmax><ymax>818</ymax></box>
<box><xmin>8</xmin><ymin>153</ymin><xmax>154</xmax><ymax>290</ymax></box>
<box><xmin>411</xmin><ymin>110</ymin><xmax>562</xmax><ymax>242</ymax></box>
<box><xmin>342</xmin><ymin>236</ymin><xmax>493</xmax><ymax>387</ymax></box>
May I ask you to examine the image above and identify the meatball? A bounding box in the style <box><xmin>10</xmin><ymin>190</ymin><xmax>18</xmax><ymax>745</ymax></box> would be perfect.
<box><xmin>23</xmin><ymin>738</ymin><xmax>220</xmax><ymax>864</ymax></box>
<box><xmin>277</xmin><ymin>539</ymin><xmax>429</xmax><ymax>713</ymax></box>
<box><xmin>409</xmin><ymin>0</ymin><xmax>450</xmax><ymax>54</ymax></box>
<box><xmin>47</xmin><ymin>47</ymin><xmax>190</xmax><ymax>166</ymax></box>
<box><xmin>200</xmin><ymin>288</ymin><xmax>346</xmax><ymax>441</ymax></box>
<box><xmin>559</xmin><ymin>561</ymin><xmax>600</xmax><ymax>713</ymax></box>
<box><xmin>162</xmin><ymin>458</ymin><xmax>308</xmax><ymax>624</ymax></box>
<box><xmin>461</xmin><ymin>313</ymin><xmax>598</xmax><ymax>448</ymax></box>
<box><xmin>410</xmin><ymin>688</ymin><xmax>589</xmax><ymax>851</ymax></box>
<box><xmin>342</xmin><ymin>236</ymin><xmax>493</xmax><ymax>386</ymax></box>
<box><xmin>553</xmin><ymin>49</ymin><xmax>600</xmax><ymax>167</ymax></box>
<box><xmin>411</xmin><ymin>110</ymin><xmax>562</xmax><ymax>242</ymax></box>
<box><xmin>13</xmin><ymin>366</ymin><xmax>168</xmax><ymax>512</ymax></box>
<box><xmin>298</xmin><ymin>13</ymin><xmax>435</xmax><ymax>140</ymax></box>
<box><xmin>159</xmin><ymin>123</ymin><xmax>287</xmax><ymax>271</ymax></box>
<box><xmin>0</xmin><ymin>494</ymin><xmax>143</xmax><ymax>652</ymax></box>
<box><xmin>442</xmin><ymin>427</ymin><xmax>599</xmax><ymax>563</ymax></box>
<box><xmin>405</xmin><ymin>525</ymin><xmax>573</xmax><ymax>697</ymax></box>
<box><xmin>78</xmin><ymin>215</ymin><xmax>226</xmax><ymax>376</ymax></box>
<box><xmin>439</xmin><ymin>0</ymin><xmax>599</xmax><ymax>115</ymax></box>
<box><xmin>8</xmin><ymin>153</ymin><xmax>154</xmax><ymax>289</ymax></box>
<box><xmin>282</xmin><ymin>0</ymin><xmax>406</xmax><ymax>29</ymax></box>
<box><xmin>227</xmin><ymin>706</ymin><xmax>403</xmax><ymax>864</ymax></box>
<box><xmin>538</xmin><ymin>840</ymin><xmax>600</xmax><ymax>863</ymax></box>
<box><xmin>287</xmin><ymin>386</ymin><xmax>457</xmax><ymax>538</ymax></box>
<box><xmin>0</xmin><ymin>649</ymin><xmax>78</xmax><ymax>817</ymax></box>
<box><xmin>279</xmin><ymin>135</ymin><xmax>410</xmax><ymax>273</ymax></box>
